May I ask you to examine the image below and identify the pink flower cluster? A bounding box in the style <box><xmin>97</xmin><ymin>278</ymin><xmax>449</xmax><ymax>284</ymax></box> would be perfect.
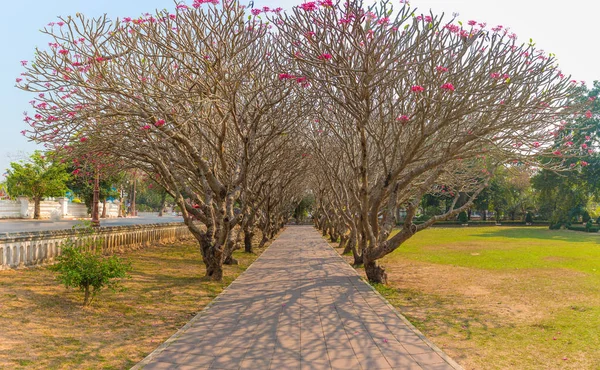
<box><xmin>193</xmin><ymin>0</ymin><xmax>219</xmax><ymax>8</ymax></box>
<box><xmin>441</xmin><ymin>83</ymin><xmax>455</xmax><ymax>91</ymax></box>
<box><xmin>278</xmin><ymin>73</ymin><xmax>310</xmax><ymax>87</ymax></box>
<box><xmin>299</xmin><ymin>2</ymin><xmax>317</xmax><ymax>11</ymax></box>
<box><xmin>411</xmin><ymin>85</ymin><xmax>425</xmax><ymax>93</ymax></box>
<box><xmin>318</xmin><ymin>53</ymin><xmax>332</xmax><ymax>60</ymax></box>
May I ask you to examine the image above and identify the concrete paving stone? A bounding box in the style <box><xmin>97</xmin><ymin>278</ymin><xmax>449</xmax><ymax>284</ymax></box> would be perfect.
<box><xmin>301</xmin><ymin>359</ymin><xmax>333</xmax><ymax>370</ymax></box>
<box><xmin>239</xmin><ymin>355</ymin><xmax>273</xmax><ymax>369</ymax></box>
<box><xmin>356</xmin><ymin>354</ymin><xmax>394</xmax><ymax>370</ymax></box>
<box><xmin>329</xmin><ymin>356</ymin><xmax>361</xmax><ymax>370</ymax></box>
<box><xmin>177</xmin><ymin>354</ymin><xmax>217</xmax><ymax>367</ymax></box>
<box><xmin>134</xmin><ymin>226</ymin><xmax>461</xmax><ymax>370</ymax></box>
<box><xmin>412</xmin><ymin>351</ymin><xmax>445</xmax><ymax>365</ymax></box>
<box><xmin>141</xmin><ymin>361</ymin><xmax>178</xmax><ymax>370</ymax></box>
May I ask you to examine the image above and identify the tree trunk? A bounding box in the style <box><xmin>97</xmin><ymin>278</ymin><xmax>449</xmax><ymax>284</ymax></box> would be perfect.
<box><xmin>352</xmin><ymin>243</ymin><xmax>363</xmax><ymax>266</ymax></box>
<box><xmin>343</xmin><ymin>230</ymin><xmax>355</xmax><ymax>255</ymax></box>
<box><xmin>33</xmin><ymin>197</ymin><xmax>41</xmax><ymax>219</ymax></box>
<box><xmin>244</xmin><ymin>229</ymin><xmax>254</xmax><ymax>253</ymax></box>
<box><xmin>223</xmin><ymin>231</ymin><xmax>239</xmax><ymax>265</ymax></box>
<box><xmin>482</xmin><ymin>210</ymin><xmax>487</xmax><ymax>221</ymax></box>
<box><xmin>364</xmin><ymin>259</ymin><xmax>388</xmax><ymax>284</ymax></box>
<box><xmin>258</xmin><ymin>234</ymin><xmax>269</xmax><ymax>249</ymax></box>
<box><xmin>101</xmin><ymin>199</ymin><xmax>107</xmax><ymax>218</ymax></box>
<box><xmin>83</xmin><ymin>285</ymin><xmax>91</xmax><ymax>306</ymax></box>
<box><xmin>338</xmin><ymin>234</ymin><xmax>348</xmax><ymax>251</ymax></box>
<box><xmin>158</xmin><ymin>192</ymin><xmax>167</xmax><ymax>217</ymax></box>
<box><xmin>199</xmin><ymin>239</ymin><xmax>224</xmax><ymax>281</ymax></box>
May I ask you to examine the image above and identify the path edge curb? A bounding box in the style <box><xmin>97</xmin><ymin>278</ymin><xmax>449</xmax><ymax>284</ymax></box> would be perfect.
<box><xmin>130</xmin><ymin>229</ymin><xmax>284</xmax><ymax>370</ymax></box>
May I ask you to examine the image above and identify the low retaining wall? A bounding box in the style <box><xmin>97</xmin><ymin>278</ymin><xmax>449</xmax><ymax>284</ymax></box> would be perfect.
<box><xmin>0</xmin><ymin>222</ymin><xmax>192</xmax><ymax>270</ymax></box>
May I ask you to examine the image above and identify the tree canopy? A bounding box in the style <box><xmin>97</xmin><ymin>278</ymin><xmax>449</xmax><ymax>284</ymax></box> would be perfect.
<box><xmin>5</xmin><ymin>151</ymin><xmax>71</xmax><ymax>218</ymax></box>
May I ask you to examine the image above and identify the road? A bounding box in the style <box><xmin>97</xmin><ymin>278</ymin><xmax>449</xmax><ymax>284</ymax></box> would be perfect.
<box><xmin>0</xmin><ymin>213</ymin><xmax>184</xmax><ymax>234</ymax></box>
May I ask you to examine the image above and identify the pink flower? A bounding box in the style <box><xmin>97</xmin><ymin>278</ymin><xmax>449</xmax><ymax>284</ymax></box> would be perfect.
<box><xmin>396</xmin><ymin>115</ymin><xmax>410</xmax><ymax>124</ymax></box>
<box><xmin>585</xmin><ymin>110</ymin><xmax>592</xmax><ymax>118</ymax></box>
<box><xmin>424</xmin><ymin>16</ymin><xmax>432</xmax><ymax>23</ymax></box>
<box><xmin>377</xmin><ymin>17</ymin><xmax>390</xmax><ymax>25</ymax></box>
<box><xmin>16</xmin><ymin>78</ymin><xmax>22</xmax><ymax>83</ymax></box>
<box><xmin>304</xmin><ymin>31</ymin><xmax>315</xmax><ymax>38</ymax></box>
<box><xmin>436</xmin><ymin>66</ymin><xmax>448</xmax><ymax>73</ymax></box>
<box><xmin>533</xmin><ymin>142</ymin><xmax>540</xmax><ymax>148</ymax></box>
<box><xmin>141</xmin><ymin>125</ymin><xmax>151</xmax><ymax>130</ymax></box>
<box><xmin>490</xmin><ymin>73</ymin><xmax>500</xmax><ymax>79</ymax></box>
<box><xmin>411</xmin><ymin>85</ymin><xmax>425</xmax><ymax>93</ymax></box>
<box><xmin>553</xmin><ymin>150</ymin><xmax>562</xmax><ymax>156</ymax></box>
<box><xmin>585</xmin><ymin>135</ymin><xmax>591</xmax><ymax>141</ymax></box>
<box><xmin>319</xmin><ymin>0</ymin><xmax>333</xmax><ymax>7</ymax></box>
<box><xmin>468</xmin><ymin>20</ymin><xmax>477</xmax><ymax>26</ymax></box>
<box><xmin>72</xmin><ymin>169</ymin><xmax>80</xmax><ymax>175</ymax></box>
<box><xmin>80</xmin><ymin>137</ymin><xmax>88</xmax><ymax>142</ymax></box>
<box><xmin>581</xmin><ymin>161</ymin><xmax>589</xmax><ymax>167</ymax></box>
<box><xmin>20</xmin><ymin>60</ymin><xmax>27</xmax><ymax>66</ymax></box>
<box><xmin>300</xmin><ymin>2</ymin><xmax>317</xmax><ymax>11</ymax></box>
<box><xmin>278</xmin><ymin>73</ymin><xmax>295</xmax><ymax>80</ymax></box>
<box><xmin>441</xmin><ymin>83</ymin><xmax>455</xmax><ymax>91</ymax></box>
<box><xmin>581</xmin><ymin>143</ymin><xmax>588</xmax><ymax>149</ymax></box>
<box><xmin>251</xmin><ymin>9</ymin><xmax>261</xmax><ymax>15</ymax></box>
<box><xmin>318</xmin><ymin>53</ymin><xmax>332</xmax><ymax>60</ymax></box>
<box><xmin>193</xmin><ymin>0</ymin><xmax>219</xmax><ymax>7</ymax></box>
<box><xmin>155</xmin><ymin>119</ymin><xmax>165</xmax><ymax>127</ymax></box>
<box><xmin>59</xmin><ymin>49</ymin><xmax>69</xmax><ymax>55</ymax></box>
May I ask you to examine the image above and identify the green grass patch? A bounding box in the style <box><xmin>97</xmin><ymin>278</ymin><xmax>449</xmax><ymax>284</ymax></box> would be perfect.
<box><xmin>365</xmin><ymin>227</ymin><xmax>600</xmax><ymax>369</ymax></box>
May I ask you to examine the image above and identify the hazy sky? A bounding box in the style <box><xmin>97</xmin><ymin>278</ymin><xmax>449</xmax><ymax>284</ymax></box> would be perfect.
<box><xmin>1</xmin><ymin>0</ymin><xmax>598</xmax><ymax>173</ymax></box>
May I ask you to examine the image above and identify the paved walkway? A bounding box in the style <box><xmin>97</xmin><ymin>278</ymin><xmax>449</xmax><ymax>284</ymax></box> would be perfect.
<box><xmin>134</xmin><ymin>226</ymin><xmax>462</xmax><ymax>370</ymax></box>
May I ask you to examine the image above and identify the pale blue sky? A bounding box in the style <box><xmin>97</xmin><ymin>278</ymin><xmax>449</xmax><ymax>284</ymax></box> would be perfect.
<box><xmin>1</xmin><ymin>0</ymin><xmax>598</xmax><ymax>173</ymax></box>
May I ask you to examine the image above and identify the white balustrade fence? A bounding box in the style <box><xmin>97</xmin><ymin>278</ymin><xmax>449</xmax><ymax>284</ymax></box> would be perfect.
<box><xmin>0</xmin><ymin>222</ymin><xmax>192</xmax><ymax>270</ymax></box>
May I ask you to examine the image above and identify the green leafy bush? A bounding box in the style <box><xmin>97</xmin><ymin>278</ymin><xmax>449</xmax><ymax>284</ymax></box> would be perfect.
<box><xmin>567</xmin><ymin>224</ymin><xmax>599</xmax><ymax>233</ymax></box>
<box><xmin>50</xmin><ymin>228</ymin><xmax>131</xmax><ymax>306</ymax></box>
<box><xmin>457</xmin><ymin>211</ymin><xmax>468</xmax><ymax>224</ymax></box>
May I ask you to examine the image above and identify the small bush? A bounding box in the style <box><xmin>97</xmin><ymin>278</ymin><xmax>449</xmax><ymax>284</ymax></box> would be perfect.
<box><xmin>525</xmin><ymin>212</ymin><xmax>533</xmax><ymax>224</ymax></box>
<box><xmin>567</xmin><ymin>224</ymin><xmax>599</xmax><ymax>233</ymax></box>
<box><xmin>50</xmin><ymin>226</ymin><xmax>131</xmax><ymax>306</ymax></box>
<box><xmin>549</xmin><ymin>223</ymin><xmax>562</xmax><ymax>230</ymax></box>
<box><xmin>457</xmin><ymin>211</ymin><xmax>468</xmax><ymax>224</ymax></box>
<box><xmin>582</xmin><ymin>211</ymin><xmax>591</xmax><ymax>223</ymax></box>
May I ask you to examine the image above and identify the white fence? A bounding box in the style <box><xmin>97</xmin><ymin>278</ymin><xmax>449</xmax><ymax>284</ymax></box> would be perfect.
<box><xmin>0</xmin><ymin>222</ymin><xmax>191</xmax><ymax>270</ymax></box>
<box><xmin>0</xmin><ymin>198</ymin><xmax>121</xmax><ymax>219</ymax></box>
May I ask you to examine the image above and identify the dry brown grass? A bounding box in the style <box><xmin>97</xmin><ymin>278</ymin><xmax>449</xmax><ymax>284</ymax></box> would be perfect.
<box><xmin>0</xmin><ymin>236</ymin><xmax>266</xmax><ymax>370</ymax></box>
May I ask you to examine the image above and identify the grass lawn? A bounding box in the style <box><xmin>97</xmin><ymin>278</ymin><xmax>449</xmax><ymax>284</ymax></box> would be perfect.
<box><xmin>0</xmin><ymin>237</ymin><xmax>265</xmax><ymax>370</ymax></box>
<box><xmin>336</xmin><ymin>226</ymin><xmax>600</xmax><ymax>369</ymax></box>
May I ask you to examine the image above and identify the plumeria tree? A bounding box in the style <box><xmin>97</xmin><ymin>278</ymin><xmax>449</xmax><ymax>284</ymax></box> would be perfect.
<box><xmin>18</xmin><ymin>1</ymin><xmax>304</xmax><ymax>281</ymax></box>
<box><xmin>272</xmin><ymin>0</ymin><xmax>589</xmax><ymax>282</ymax></box>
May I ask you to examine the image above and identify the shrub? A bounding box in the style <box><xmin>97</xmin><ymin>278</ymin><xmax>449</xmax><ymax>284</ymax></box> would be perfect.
<box><xmin>568</xmin><ymin>224</ymin><xmax>599</xmax><ymax>233</ymax></box>
<box><xmin>582</xmin><ymin>211</ymin><xmax>591</xmax><ymax>223</ymax></box>
<box><xmin>586</xmin><ymin>219</ymin><xmax>594</xmax><ymax>232</ymax></box>
<box><xmin>457</xmin><ymin>211</ymin><xmax>468</xmax><ymax>224</ymax></box>
<box><xmin>525</xmin><ymin>212</ymin><xmax>533</xmax><ymax>224</ymax></box>
<box><xmin>549</xmin><ymin>223</ymin><xmax>562</xmax><ymax>230</ymax></box>
<box><xmin>50</xmin><ymin>226</ymin><xmax>131</xmax><ymax>306</ymax></box>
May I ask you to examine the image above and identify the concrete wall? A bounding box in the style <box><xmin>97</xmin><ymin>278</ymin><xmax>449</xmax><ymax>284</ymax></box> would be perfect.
<box><xmin>0</xmin><ymin>198</ymin><xmax>121</xmax><ymax>219</ymax></box>
<box><xmin>0</xmin><ymin>201</ymin><xmax>20</xmax><ymax>219</ymax></box>
<box><xmin>0</xmin><ymin>222</ymin><xmax>191</xmax><ymax>270</ymax></box>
